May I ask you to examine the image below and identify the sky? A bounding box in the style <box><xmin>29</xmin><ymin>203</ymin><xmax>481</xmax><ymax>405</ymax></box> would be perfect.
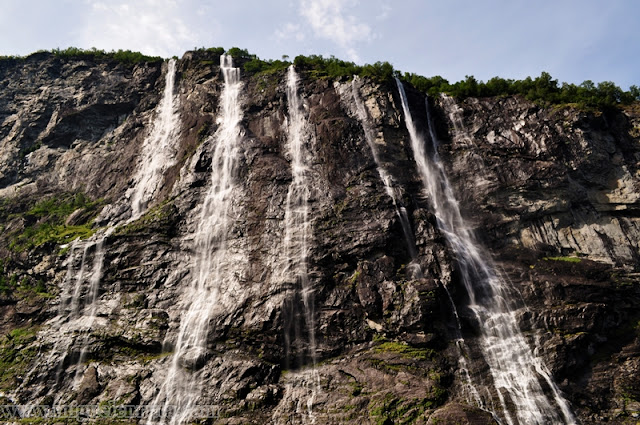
<box><xmin>0</xmin><ymin>0</ymin><xmax>638</xmax><ymax>89</ymax></box>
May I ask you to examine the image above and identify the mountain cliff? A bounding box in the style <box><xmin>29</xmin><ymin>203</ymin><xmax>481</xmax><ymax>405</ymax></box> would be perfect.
<box><xmin>0</xmin><ymin>50</ymin><xmax>638</xmax><ymax>424</ymax></box>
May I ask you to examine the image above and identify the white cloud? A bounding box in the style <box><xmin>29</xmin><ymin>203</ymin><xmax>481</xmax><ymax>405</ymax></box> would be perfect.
<box><xmin>299</xmin><ymin>0</ymin><xmax>372</xmax><ymax>61</ymax></box>
<box><xmin>275</xmin><ymin>23</ymin><xmax>305</xmax><ymax>42</ymax></box>
<box><xmin>81</xmin><ymin>0</ymin><xmax>213</xmax><ymax>57</ymax></box>
<box><xmin>376</xmin><ymin>2</ymin><xmax>392</xmax><ymax>21</ymax></box>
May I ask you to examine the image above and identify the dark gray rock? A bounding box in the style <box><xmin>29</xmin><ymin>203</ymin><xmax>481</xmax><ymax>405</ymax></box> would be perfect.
<box><xmin>0</xmin><ymin>51</ymin><xmax>638</xmax><ymax>424</ymax></box>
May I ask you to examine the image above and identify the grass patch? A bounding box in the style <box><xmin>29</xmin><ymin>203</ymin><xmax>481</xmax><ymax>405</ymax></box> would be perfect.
<box><xmin>348</xmin><ymin>270</ymin><xmax>361</xmax><ymax>284</ymax></box>
<box><xmin>543</xmin><ymin>256</ymin><xmax>582</xmax><ymax>263</ymax></box>
<box><xmin>8</xmin><ymin>193</ymin><xmax>102</xmax><ymax>252</ymax></box>
<box><xmin>11</xmin><ymin>223</ymin><xmax>95</xmax><ymax>252</ymax></box>
<box><xmin>113</xmin><ymin>200</ymin><xmax>175</xmax><ymax>236</ymax></box>
<box><xmin>0</xmin><ymin>258</ymin><xmax>53</xmax><ymax>298</ymax></box>
<box><xmin>374</xmin><ymin>341</ymin><xmax>436</xmax><ymax>361</ymax></box>
<box><xmin>0</xmin><ymin>326</ymin><xmax>38</xmax><ymax>390</ymax></box>
<box><xmin>368</xmin><ymin>392</ymin><xmax>446</xmax><ymax>425</ymax></box>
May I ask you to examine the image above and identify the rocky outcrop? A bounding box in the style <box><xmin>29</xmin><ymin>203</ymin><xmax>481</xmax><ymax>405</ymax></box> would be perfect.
<box><xmin>430</xmin><ymin>94</ymin><xmax>640</xmax><ymax>423</ymax></box>
<box><xmin>0</xmin><ymin>50</ymin><xmax>638</xmax><ymax>424</ymax></box>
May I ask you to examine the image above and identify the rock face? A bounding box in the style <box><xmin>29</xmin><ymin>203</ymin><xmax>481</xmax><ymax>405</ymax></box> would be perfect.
<box><xmin>0</xmin><ymin>50</ymin><xmax>638</xmax><ymax>425</ymax></box>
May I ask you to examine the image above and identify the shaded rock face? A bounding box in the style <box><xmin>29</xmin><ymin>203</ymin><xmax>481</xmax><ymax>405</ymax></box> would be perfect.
<box><xmin>0</xmin><ymin>51</ymin><xmax>637</xmax><ymax>425</ymax></box>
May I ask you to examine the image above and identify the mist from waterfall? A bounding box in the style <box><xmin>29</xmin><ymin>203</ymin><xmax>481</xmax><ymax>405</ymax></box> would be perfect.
<box><xmin>395</xmin><ymin>78</ymin><xmax>575</xmax><ymax>425</ymax></box>
<box><xmin>147</xmin><ymin>54</ymin><xmax>243</xmax><ymax>425</ymax></box>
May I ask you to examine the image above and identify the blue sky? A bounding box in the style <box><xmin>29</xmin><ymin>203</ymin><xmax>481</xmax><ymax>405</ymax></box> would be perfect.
<box><xmin>0</xmin><ymin>0</ymin><xmax>638</xmax><ymax>89</ymax></box>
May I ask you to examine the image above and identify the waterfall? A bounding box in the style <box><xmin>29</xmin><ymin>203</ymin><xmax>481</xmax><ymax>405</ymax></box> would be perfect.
<box><xmin>394</xmin><ymin>78</ymin><xmax>576</xmax><ymax>425</ymax></box>
<box><xmin>281</xmin><ymin>65</ymin><xmax>316</xmax><ymax>366</ymax></box>
<box><xmin>148</xmin><ymin>54</ymin><xmax>243</xmax><ymax>425</ymax></box>
<box><xmin>278</xmin><ymin>64</ymin><xmax>319</xmax><ymax>422</ymax></box>
<box><xmin>129</xmin><ymin>58</ymin><xmax>180</xmax><ymax>220</ymax></box>
<box><xmin>350</xmin><ymin>76</ymin><xmax>418</xmax><ymax>264</ymax></box>
<box><xmin>67</xmin><ymin>58</ymin><xmax>180</xmax><ymax>381</ymax></box>
<box><xmin>348</xmin><ymin>77</ymin><xmax>484</xmax><ymax>411</ymax></box>
<box><xmin>16</xmin><ymin>59</ymin><xmax>180</xmax><ymax>401</ymax></box>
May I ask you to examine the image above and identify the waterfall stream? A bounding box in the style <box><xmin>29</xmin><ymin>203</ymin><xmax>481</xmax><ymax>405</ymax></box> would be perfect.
<box><xmin>348</xmin><ymin>77</ymin><xmax>483</xmax><ymax>411</ymax></box>
<box><xmin>16</xmin><ymin>58</ymin><xmax>180</xmax><ymax>402</ymax></box>
<box><xmin>350</xmin><ymin>76</ymin><xmax>419</xmax><ymax>264</ymax></box>
<box><xmin>129</xmin><ymin>58</ymin><xmax>180</xmax><ymax>220</ymax></box>
<box><xmin>281</xmin><ymin>65</ymin><xmax>316</xmax><ymax>365</ymax></box>
<box><xmin>275</xmin><ymin>64</ymin><xmax>319</xmax><ymax>424</ymax></box>
<box><xmin>395</xmin><ymin>78</ymin><xmax>576</xmax><ymax>425</ymax></box>
<box><xmin>148</xmin><ymin>54</ymin><xmax>243</xmax><ymax>425</ymax></box>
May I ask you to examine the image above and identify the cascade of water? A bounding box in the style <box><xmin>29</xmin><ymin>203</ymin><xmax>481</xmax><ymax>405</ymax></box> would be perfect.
<box><xmin>350</xmin><ymin>77</ymin><xmax>418</xmax><ymax>262</ymax></box>
<box><xmin>15</xmin><ymin>59</ymin><xmax>181</xmax><ymax>401</ymax></box>
<box><xmin>281</xmin><ymin>65</ymin><xmax>316</xmax><ymax>364</ymax></box>
<box><xmin>349</xmin><ymin>77</ymin><xmax>486</xmax><ymax>409</ymax></box>
<box><xmin>148</xmin><ymin>54</ymin><xmax>243</xmax><ymax>425</ymax></box>
<box><xmin>66</xmin><ymin>58</ymin><xmax>180</xmax><ymax>383</ymax></box>
<box><xmin>129</xmin><ymin>58</ymin><xmax>180</xmax><ymax>220</ymax></box>
<box><xmin>277</xmin><ymin>64</ymin><xmax>319</xmax><ymax>422</ymax></box>
<box><xmin>395</xmin><ymin>78</ymin><xmax>575</xmax><ymax>425</ymax></box>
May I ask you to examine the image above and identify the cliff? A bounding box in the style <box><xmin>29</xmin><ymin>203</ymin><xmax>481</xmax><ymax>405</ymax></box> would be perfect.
<box><xmin>0</xmin><ymin>50</ymin><xmax>638</xmax><ymax>424</ymax></box>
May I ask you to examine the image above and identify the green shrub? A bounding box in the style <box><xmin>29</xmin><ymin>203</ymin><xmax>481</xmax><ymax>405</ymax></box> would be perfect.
<box><xmin>292</xmin><ymin>54</ymin><xmax>396</xmax><ymax>82</ymax></box>
<box><xmin>45</xmin><ymin>47</ymin><xmax>162</xmax><ymax>64</ymax></box>
<box><xmin>401</xmin><ymin>70</ymin><xmax>639</xmax><ymax>109</ymax></box>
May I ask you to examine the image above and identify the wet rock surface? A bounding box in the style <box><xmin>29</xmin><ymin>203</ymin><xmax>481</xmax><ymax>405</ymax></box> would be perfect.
<box><xmin>0</xmin><ymin>51</ymin><xmax>638</xmax><ymax>424</ymax></box>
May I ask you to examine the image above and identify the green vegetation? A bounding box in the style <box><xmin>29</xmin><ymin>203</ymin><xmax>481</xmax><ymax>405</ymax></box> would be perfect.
<box><xmin>200</xmin><ymin>47</ymin><xmax>395</xmax><ymax>81</ymax></box>
<box><xmin>12</xmin><ymin>223</ymin><xmax>95</xmax><ymax>252</ymax></box>
<box><xmin>374</xmin><ymin>340</ymin><xmax>436</xmax><ymax>361</ymax></box>
<box><xmin>293</xmin><ymin>54</ymin><xmax>395</xmax><ymax>83</ymax></box>
<box><xmin>190</xmin><ymin>46</ymin><xmax>226</xmax><ymax>66</ymax></box>
<box><xmin>403</xmin><ymin>71</ymin><xmax>640</xmax><ymax>109</ymax></box>
<box><xmin>19</xmin><ymin>141</ymin><xmax>42</xmax><ymax>157</ymax></box>
<box><xmin>368</xmin><ymin>392</ymin><xmax>446</xmax><ymax>425</ymax></box>
<box><xmin>114</xmin><ymin>200</ymin><xmax>174</xmax><ymax>236</ymax></box>
<box><xmin>0</xmin><ymin>256</ymin><xmax>52</xmax><ymax>299</ymax></box>
<box><xmin>0</xmin><ymin>326</ymin><xmax>38</xmax><ymax>390</ymax></box>
<box><xmin>542</xmin><ymin>256</ymin><xmax>582</xmax><ymax>263</ymax></box>
<box><xmin>8</xmin><ymin>192</ymin><xmax>102</xmax><ymax>252</ymax></box>
<box><xmin>50</xmin><ymin>47</ymin><xmax>162</xmax><ymax>64</ymax></box>
<box><xmin>1</xmin><ymin>47</ymin><xmax>162</xmax><ymax>65</ymax></box>
<box><xmin>245</xmin><ymin>56</ymin><xmax>290</xmax><ymax>75</ymax></box>
<box><xmin>348</xmin><ymin>270</ymin><xmax>361</xmax><ymax>284</ymax></box>
<box><xmin>223</xmin><ymin>47</ymin><xmax>291</xmax><ymax>75</ymax></box>
<box><xmin>0</xmin><ymin>267</ymin><xmax>52</xmax><ymax>299</ymax></box>
<box><xmin>0</xmin><ymin>260</ymin><xmax>15</xmax><ymax>295</ymax></box>
<box><xmin>196</xmin><ymin>122</ymin><xmax>211</xmax><ymax>143</ymax></box>
<box><xmin>191</xmin><ymin>46</ymin><xmax>290</xmax><ymax>75</ymax></box>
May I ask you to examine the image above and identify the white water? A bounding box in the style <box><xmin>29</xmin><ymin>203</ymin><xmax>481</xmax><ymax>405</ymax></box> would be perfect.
<box><xmin>129</xmin><ymin>58</ymin><xmax>180</xmax><ymax>220</ymax></box>
<box><xmin>350</xmin><ymin>77</ymin><xmax>418</xmax><ymax>262</ymax></box>
<box><xmin>281</xmin><ymin>65</ymin><xmax>316</xmax><ymax>364</ymax></box>
<box><xmin>349</xmin><ymin>78</ymin><xmax>486</xmax><ymax>410</ymax></box>
<box><xmin>16</xmin><ymin>59</ymin><xmax>181</xmax><ymax>401</ymax></box>
<box><xmin>395</xmin><ymin>79</ymin><xmax>575</xmax><ymax>425</ymax></box>
<box><xmin>148</xmin><ymin>54</ymin><xmax>244</xmax><ymax>425</ymax></box>
<box><xmin>275</xmin><ymin>65</ymin><xmax>319</xmax><ymax>423</ymax></box>
<box><xmin>66</xmin><ymin>59</ymin><xmax>180</xmax><ymax>382</ymax></box>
